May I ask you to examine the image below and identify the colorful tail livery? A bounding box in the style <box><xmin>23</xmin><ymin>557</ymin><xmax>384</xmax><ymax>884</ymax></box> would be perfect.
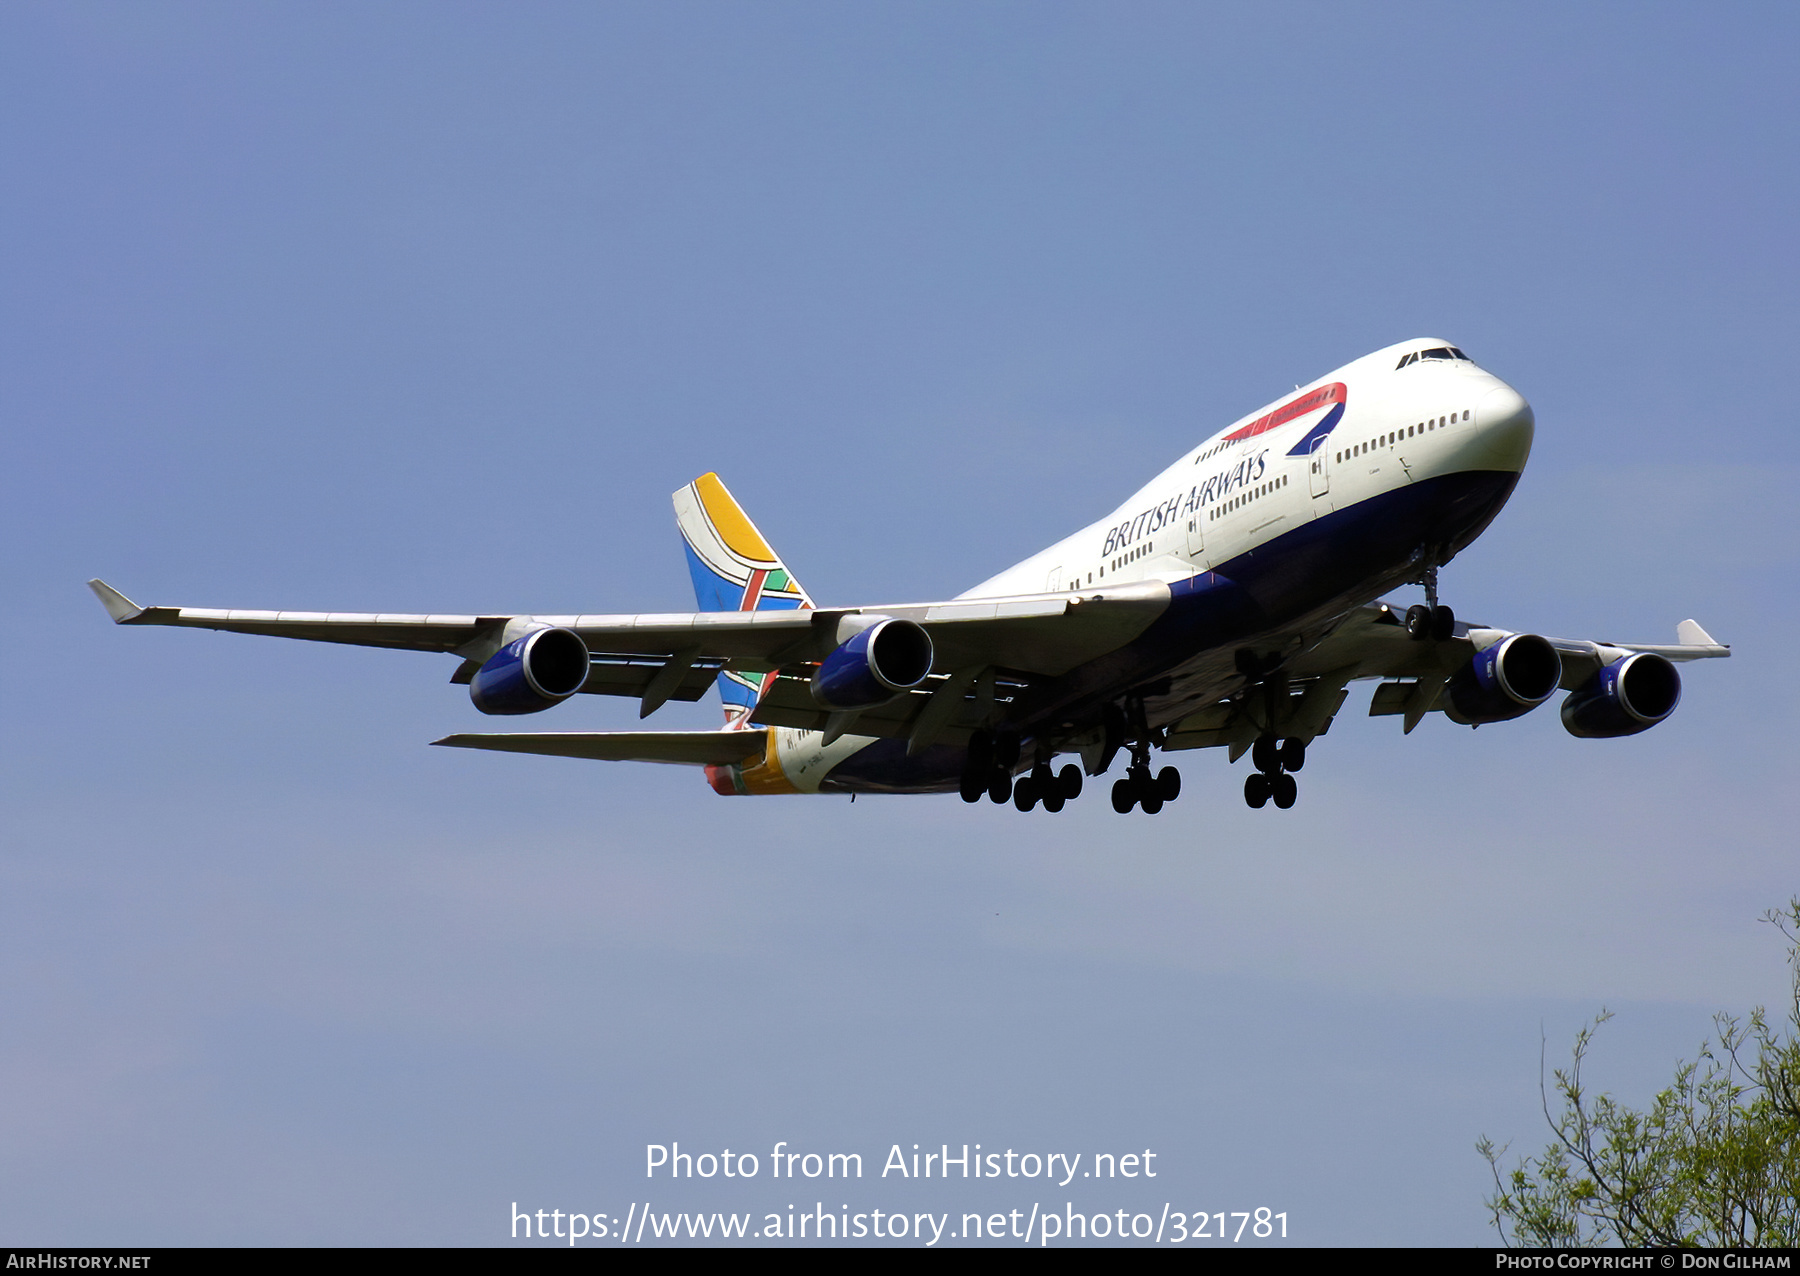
<box><xmin>673</xmin><ymin>471</ymin><xmax>814</xmax><ymax>726</ymax></box>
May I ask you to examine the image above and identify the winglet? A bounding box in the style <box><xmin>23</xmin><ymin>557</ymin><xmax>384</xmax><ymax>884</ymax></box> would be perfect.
<box><xmin>87</xmin><ymin>579</ymin><xmax>146</xmax><ymax>623</ymax></box>
<box><xmin>1676</xmin><ymin>619</ymin><xmax>1721</xmax><ymax>649</ymax></box>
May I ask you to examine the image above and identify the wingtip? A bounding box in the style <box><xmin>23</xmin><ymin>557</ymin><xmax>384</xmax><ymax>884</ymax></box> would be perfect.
<box><xmin>1676</xmin><ymin>619</ymin><xmax>1725</xmax><ymax>650</ymax></box>
<box><xmin>87</xmin><ymin>578</ymin><xmax>145</xmax><ymax>623</ymax></box>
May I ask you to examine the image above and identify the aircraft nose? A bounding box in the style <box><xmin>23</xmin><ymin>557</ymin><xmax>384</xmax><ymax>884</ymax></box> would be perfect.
<box><xmin>1473</xmin><ymin>383</ymin><xmax>1535</xmax><ymax>473</ymax></box>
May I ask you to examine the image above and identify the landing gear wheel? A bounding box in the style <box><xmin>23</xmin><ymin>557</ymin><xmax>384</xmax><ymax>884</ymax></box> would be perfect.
<box><xmin>959</xmin><ymin>772</ymin><xmax>984</xmax><ymax>803</ymax></box>
<box><xmin>1244</xmin><ymin>773</ymin><xmax>1271</xmax><ymax>809</ymax></box>
<box><xmin>1405</xmin><ymin>604</ymin><xmax>1431</xmax><ymax>641</ymax></box>
<box><xmin>1431</xmin><ymin>604</ymin><xmax>1455</xmax><ymax>642</ymax></box>
<box><xmin>1251</xmin><ymin>736</ymin><xmax>1280</xmax><ymax>774</ymax></box>
<box><xmin>1111</xmin><ymin>778</ymin><xmax>1136</xmax><ymax>814</ymax></box>
<box><xmin>1271</xmin><ymin>772</ymin><xmax>1298</xmax><ymax>809</ymax></box>
<box><xmin>1041</xmin><ymin>788</ymin><xmax>1065</xmax><ymax>813</ymax></box>
<box><xmin>1156</xmin><ymin>767</ymin><xmax>1181</xmax><ymax>801</ymax></box>
<box><xmin>1057</xmin><ymin>764</ymin><xmax>1083</xmax><ymax>800</ymax></box>
<box><xmin>992</xmin><ymin>732</ymin><xmax>1021</xmax><ymax>769</ymax></box>
<box><xmin>965</xmin><ymin>730</ymin><xmax>992</xmax><ymax>775</ymax></box>
<box><xmin>988</xmin><ymin>770</ymin><xmax>1012</xmax><ymax>804</ymax></box>
<box><xmin>1013</xmin><ymin>778</ymin><xmax>1038</xmax><ymax>812</ymax></box>
<box><xmin>1280</xmin><ymin>738</ymin><xmax>1306</xmax><ymax>772</ymax></box>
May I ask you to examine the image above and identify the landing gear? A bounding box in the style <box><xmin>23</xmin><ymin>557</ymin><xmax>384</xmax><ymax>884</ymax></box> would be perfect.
<box><xmin>1243</xmin><ymin>734</ymin><xmax>1304</xmax><ymax>810</ymax></box>
<box><xmin>1107</xmin><ymin>724</ymin><xmax>1183</xmax><ymax>816</ymax></box>
<box><xmin>961</xmin><ymin>730</ymin><xmax>1029</xmax><ymax>804</ymax></box>
<box><xmin>1407</xmin><ymin>565</ymin><xmax>1455</xmax><ymax>641</ymax></box>
<box><xmin>1406</xmin><ymin>603</ymin><xmax>1455</xmax><ymax>642</ymax></box>
<box><xmin>966</xmin><ymin>732</ymin><xmax>1086</xmax><ymax>814</ymax></box>
<box><xmin>1015</xmin><ymin>762</ymin><xmax>1070</xmax><ymax>813</ymax></box>
<box><xmin>1111</xmin><ymin>766</ymin><xmax>1176</xmax><ymax>814</ymax></box>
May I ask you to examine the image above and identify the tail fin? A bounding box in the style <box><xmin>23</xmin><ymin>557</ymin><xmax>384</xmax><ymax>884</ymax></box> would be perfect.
<box><xmin>672</xmin><ymin>472</ymin><xmax>814</xmax><ymax>723</ymax></box>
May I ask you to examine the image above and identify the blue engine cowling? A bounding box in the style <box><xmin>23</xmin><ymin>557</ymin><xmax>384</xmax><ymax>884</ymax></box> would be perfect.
<box><xmin>1444</xmin><ymin>633</ymin><xmax>1563</xmax><ymax>725</ymax></box>
<box><xmin>1561</xmin><ymin>652</ymin><xmax>1681</xmax><ymax>738</ymax></box>
<box><xmin>811</xmin><ymin>619</ymin><xmax>934</xmax><ymax>710</ymax></box>
<box><xmin>469</xmin><ymin>627</ymin><xmax>591</xmax><ymax>715</ymax></box>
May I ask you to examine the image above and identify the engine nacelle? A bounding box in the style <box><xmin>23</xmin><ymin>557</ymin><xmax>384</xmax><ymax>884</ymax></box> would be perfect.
<box><xmin>811</xmin><ymin>618</ymin><xmax>934</xmax><ymax>710</ymax></box>
<box><xmin>1561</xmin><ymin>652</ymin><xmax>1681</xmax><ymax>738</ymax></box>
<box><xmin>469</xmin><ymin>627</ymin><xmax>591</xmax><ymax>715</ymax></box>
<box><xmin>1444</xmin><ymin>632</ymin><xmax>1562</xmax><ymax>725</ymax></box>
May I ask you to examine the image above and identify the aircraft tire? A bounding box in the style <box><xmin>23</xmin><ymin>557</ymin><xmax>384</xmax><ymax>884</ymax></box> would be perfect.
<box><xmin>1111</xmin><ymin>778</ymin><xmax>1136</xmax><ymax>814</ymax></box>
<box><xmin>1156</xmin><ymin>766</ymin><xmax>1181</xmax><ymax>801</ymax></box>
<box><xmin>1244</xmin><ymin>773</ymin><xmax>1271</xmax><ymax>809</ymax></box>
<box><xmin>1058</xmin><ymin>764</ymin><xmax>1083</xmax><ymax>800</ymax></box>
<box><xmin>1431</xmin><ymin>605</ymin><xmax>1455</xmax><ymax>642</ymax></box>
<box><xmin>1251</xmin><ymin>735</ymin><xmax>1280</xmax><ymax>774</ymax></box>
<box><xmin>1406</xmin><ymin>604</ymin><xmax>1431</xmax><ymax>640</ymax></box>
<box><xmin>1271</xmin><ymin>773</ymin><xmax>1298</xmax><ymax>809</ymax></box>
<box><xmin>959</xmin><ymin>772</ymin><xmax>984</xmax><ymax>803</ymax></box>
<box><xmin>1041</xmin><ymin>790</ymin><xmax>1065</xmax><ymax>814</ymax></box>
<box><xmin>988</xmin><ymin>770</ymin><xmax>1012</xmax><ymax>804</ymax></box>
<box><xmin>1280</xmin><ymin>738</ymin><xmax>1306</xmax><ymax>772</ymax></box>
<box><xmin>993</xmin><ymin>731</ymin><xmax>1021</xmax><ymax>769</ymax></box>
<box><xmin>1140</xmin><ymin>792</ymin><xmax>1164</xmax><ymax>815</ymax></box>
<box><xmin>1013</xmin><ymin>778</ymin><xmax>1038</xmax><ymax>812</ymax></box>
<box><xmin>965</xmin><ymin>729</ymin><xmax>992</xmax><ymax>776</ymax></box>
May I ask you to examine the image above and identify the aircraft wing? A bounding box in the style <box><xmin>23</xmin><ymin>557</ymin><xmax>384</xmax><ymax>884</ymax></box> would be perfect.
<box><xmin>87</xmin><ymin>577</ymin><xmax>1171</xmax><ymax>698</ymax></box>
<box><xmin>1164</xmin><ymin>602</ymin><xmax>1730</xmax><ymax>753</ymax></box>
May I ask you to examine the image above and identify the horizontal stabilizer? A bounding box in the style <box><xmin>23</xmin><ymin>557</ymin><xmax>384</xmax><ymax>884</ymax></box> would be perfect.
<box><xmin>431</xmin><ymin>729</ymin><xmax>767</xmax><ymax>767</ymax></box>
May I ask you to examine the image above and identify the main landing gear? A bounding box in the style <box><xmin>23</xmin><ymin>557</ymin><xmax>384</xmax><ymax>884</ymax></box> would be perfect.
<box><xmin>1013</xmin><ymin>763</ymin><xmax>1083</xmax><ymax>813</ymax></box>
<box><xmin>1243</xmin><ymin>735</ymin><xmax>1303</xmax><ymax>809</ymax></box>
<box><xmin>1108</xmin><ymin>721</ymin><xmax>1181</xmax><ymax>816</ymax></box>
<box><xmin>959</xmin><ymin>730</ymin><xmax>1083</xmax><ymax>814</ymax></box>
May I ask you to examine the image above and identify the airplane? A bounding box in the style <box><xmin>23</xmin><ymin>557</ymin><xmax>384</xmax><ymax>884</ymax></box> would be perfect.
<box><xmin>89</xmin><ymin>337</ymin><xmax>1729</xmax><ymax>814</ymax></box>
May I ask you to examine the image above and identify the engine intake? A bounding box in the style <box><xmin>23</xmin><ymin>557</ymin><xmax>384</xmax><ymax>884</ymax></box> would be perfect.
<box><xmin>1444</xmin><ymin>633</ymin><xmax>1562</xmax><ymax>725</ymax></box>
<box><xmin>470</xmin><ymin>627</ymin><xmax>591</xmax><ymax>715</ymax></box>
<box><xmin>1561</xmin><ymin>653</ymin><xmax>1681</xmax><ymax>738</ymax></box>
<box><xmin>812</xmin><ymin>618</ymin><xmax>934</xmax><ymax>710</ymax></box>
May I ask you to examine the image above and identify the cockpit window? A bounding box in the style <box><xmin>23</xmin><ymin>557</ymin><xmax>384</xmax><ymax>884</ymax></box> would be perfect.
<box><xmin>1395</xmin><ymin>346</ymin><xmax>1473</xmax><ymax>369</ymax></box>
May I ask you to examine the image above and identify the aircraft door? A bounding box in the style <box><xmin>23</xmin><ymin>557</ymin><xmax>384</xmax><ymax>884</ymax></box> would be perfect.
<box><xmin>1185</xmin><ymin>509</ymin><xmax>1205</xmax><ymax>559</ymax></box>
<box><xmin>1308</xmin><ymin>438</ymin><xmax>1330</xmax><ymax>497</ymax></box>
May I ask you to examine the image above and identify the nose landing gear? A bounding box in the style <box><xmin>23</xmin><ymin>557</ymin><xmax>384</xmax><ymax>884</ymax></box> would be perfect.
<box><xmin>1405</xmin><ymin>564</ymin><xmax>1456</xmax><ymax>642</ymax></box>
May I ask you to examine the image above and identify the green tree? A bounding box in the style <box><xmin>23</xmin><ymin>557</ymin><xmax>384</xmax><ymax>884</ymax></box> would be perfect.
<box><xmin>1479</xmin><ymin>902</ymin><xmax>1800</xmax><ymax>1248</ymax></box>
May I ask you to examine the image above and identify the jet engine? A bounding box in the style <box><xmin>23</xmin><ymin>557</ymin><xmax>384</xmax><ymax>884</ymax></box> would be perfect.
<box><xmin>1561</xmin><ymin>653</ymin><xmax>1681</xmax><ymax>738</ymax></box>
<box><xmin>811</xmin><ymin>618</ymin><xmax>934</xmax><ymax>710</ymax></box>
<box><xmin>469</xmin><ymin>627</ymin><xmax>591</xmax><ymax>715</ymax></box>
<box><xmin>1443</xmin><ymin>633</ymin><xmax>1562</xmax><ymax>725</ymax></box>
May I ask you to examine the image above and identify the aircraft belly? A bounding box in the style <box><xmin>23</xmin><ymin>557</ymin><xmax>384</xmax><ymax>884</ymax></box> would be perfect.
<box><xmin>817</xmin><ymin>738</ymin><xmax>968</xmax><ymax>795</ymax></box>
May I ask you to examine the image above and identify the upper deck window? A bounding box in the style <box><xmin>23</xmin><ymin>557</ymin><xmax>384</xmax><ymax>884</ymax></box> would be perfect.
<box><xmin>1395</xmin><ymin>346</ymin><xmax>1472</xmax><ymax>369</ymax></box>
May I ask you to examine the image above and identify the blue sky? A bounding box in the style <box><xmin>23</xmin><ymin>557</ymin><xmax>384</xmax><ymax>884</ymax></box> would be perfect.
<box><xmin>3</xmin><ymin>2</ymin><xmax>1795</xmax><ymax>1245</ymax></box>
